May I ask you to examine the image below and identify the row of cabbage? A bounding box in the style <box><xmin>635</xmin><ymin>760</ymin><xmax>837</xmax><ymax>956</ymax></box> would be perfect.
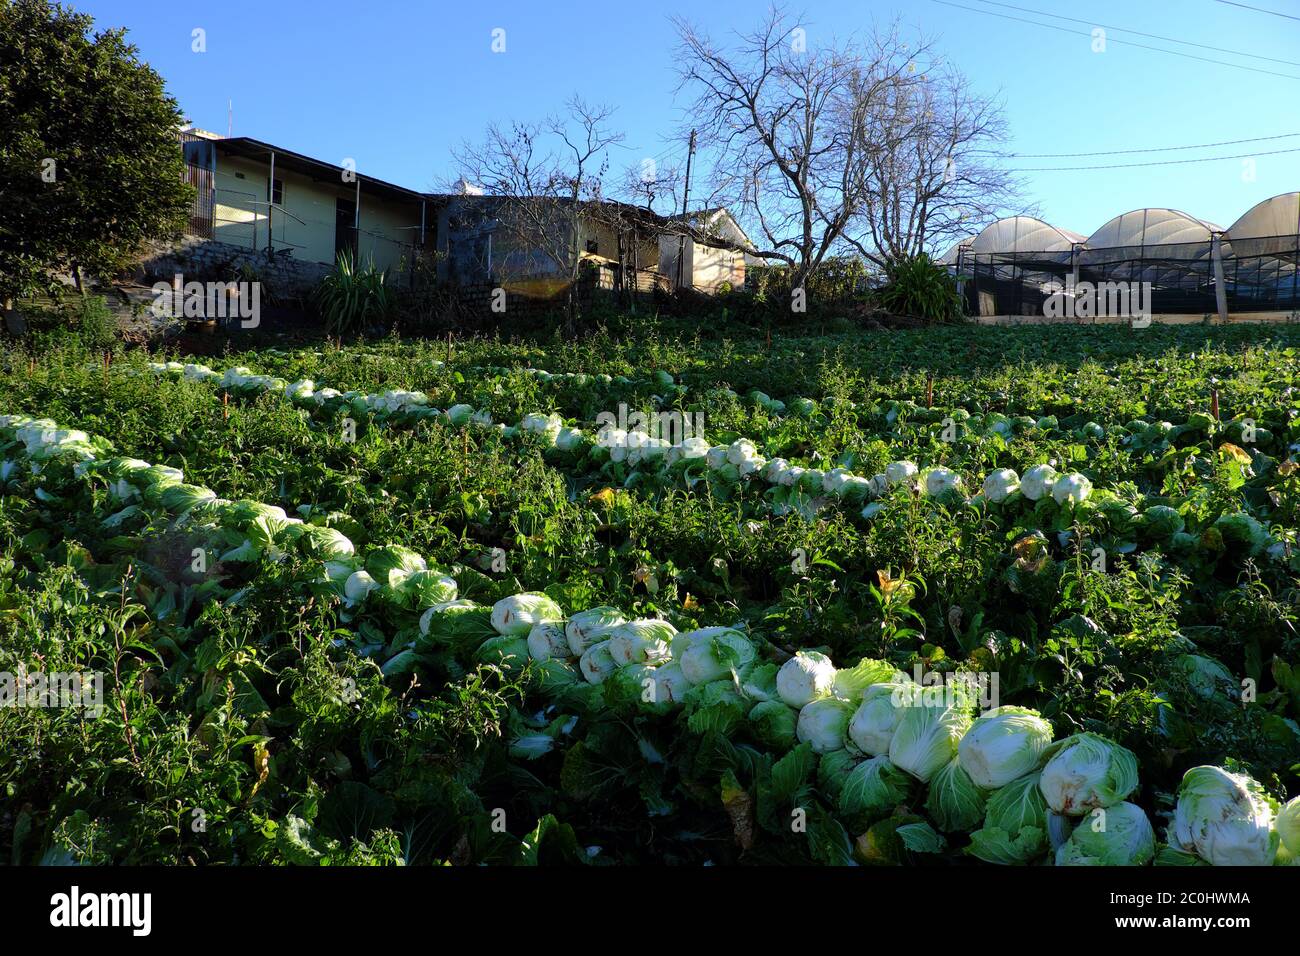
<box><xmin>0</xmin><ymin>412</ymin><xmax>465</xmax><ymax>629</ymax></box>
<box><xmin>146</xmin><ymin>360</ymin><xmax>1290</xmax><ymax>566</ymax></box>
<box><xmin>7</xmin><ymin>411</ymin><xmax>1296</xmax><ymax>865</ymax></box>
<box><xmin>422</xmin><ymin>588</ymin><xmax>1300</xmax><ymax>866</ymax></box>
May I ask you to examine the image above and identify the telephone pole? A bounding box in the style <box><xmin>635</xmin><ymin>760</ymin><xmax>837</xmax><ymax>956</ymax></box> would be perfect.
<box><xmin>675</xmin><ymin>129</ymin><xmax>697</xmax><ymax>291</ymax></box>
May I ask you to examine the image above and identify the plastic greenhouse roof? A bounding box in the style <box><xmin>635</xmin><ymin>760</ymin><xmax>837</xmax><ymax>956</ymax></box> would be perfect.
<box><xmin>1086</xmin><ymin>208</ymin><xmax>1221</xmax><ymax>249</ymax></box>
<box><xmin>969</xmin><ymin>216</ymin><xmax>1085</xmax><ymax>254</ymax></box>
<box><xmin>937</xmin><ymin>235</ymin><xmax>976</xmax><ymax>264</ymax></box>
<box><xmin>1227</xmin><ymin>192</ymin><xmax>1300</xmax><ymax>241</ymax></box>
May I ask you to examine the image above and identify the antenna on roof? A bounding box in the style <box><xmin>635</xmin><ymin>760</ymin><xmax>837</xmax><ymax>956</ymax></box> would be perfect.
<box><xmin>227</xmin><ymin>99</ymin><xmax>233</xmax><ymax>138</ymax></box>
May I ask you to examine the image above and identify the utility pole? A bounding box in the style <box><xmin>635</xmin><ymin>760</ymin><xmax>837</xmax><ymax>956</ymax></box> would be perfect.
<box><xmin>675</xmin><ymin>129</ymin><xmax>697</xmax><ymax>291</ymax></box>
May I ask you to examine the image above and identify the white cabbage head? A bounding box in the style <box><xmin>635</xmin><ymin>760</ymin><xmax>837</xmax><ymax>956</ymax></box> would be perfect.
<box><xmin>957</xmin><ymin>706</ymin><xmax>1053</xmax><ymax>789</ymax></box>
<box><xmin>775</xmin><ymin>651</ymin><xmax>836</xmax><ymax>708</ymax></box>
<box><xmin>1169</xmin><ymin>766</ymin><xmax>1279</xmax><ymax>866</ymax></box>
<box><xmin>1019</xmin><ymin>464</ymin><xmax>1059</xmax><ymax>501</ymax></box>
<box><xmin>982</xmin><ymin>468</ymin><xmax>1020</xmax><ymax>503</ymax></box>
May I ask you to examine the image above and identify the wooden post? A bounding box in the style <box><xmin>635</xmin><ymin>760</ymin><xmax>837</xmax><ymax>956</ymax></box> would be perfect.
<box><xmin>1211</xmin><ymin>388</ymin><xmax>1219</xmax><ymax>421</ymax></box>
<box><xmin>222</xmin><ymin>392</ymin><xmax>229</xmax><ymax>422</ymax></box>
<box><xmin>926</xmin><ymin>374</ymin><xmax>934</xmax><ymax>409</ymax></box>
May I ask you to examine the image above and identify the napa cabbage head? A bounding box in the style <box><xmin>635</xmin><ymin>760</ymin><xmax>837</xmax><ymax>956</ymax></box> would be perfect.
<box><xmin>922</xmin><ymin>466</ymin><xmax>962</xmax><ymax>498</ymax></box>
<box><xmin>1038</xmin><ymin>732</ymin><xmax>1139</xmax><ymax>815</ymax></box>
<box><xmin>491</xmin><ymin>592</ymin><xmax>564</xmax><ymax>636</ymax></box>
<box><xmin>392</xmin><ymin>569</ymin><xmax>458</xmax><ymax>609</ymax></box>
<box><xmin>607</xmin><ymin>619</ymin><xmax>677</xmax><ymax>666</ymax></box>
<box><xmin>775</xmin><ymin>651</ymin><xmax>836</xmax><ymax>708</ymax></box>
<box><xmin>957</xmin><ymin>706</ymin><xmax>1053</xmax><ymax>789</ymax></box>
<box><xmin>578</xmin><ymin>640</ymin><xmax>620</xmax><ymax>685</ymax></box>
<box><xmin>982</xmin><ymin>468</ymin><xmax>1019</xmax><ymax>503</ymax></box>
<box><xmin>885</xmin><ymin>460</ymin><xmax>918</xmax><ymax>486</ymax></box>
<box><xmin>565</xmin><ymin>606</ymin><xmax>627</xmax><ymax>656</ymax></box>
<box><xmin>1019</xmin><ymin>464</ymin><xmax>1058</xmax><ymax>501</ymax></box>
<box><xmin>364</xmin><ymin>545</ymin><xmax>427</xmax><ymax>591</ymax></box>
<box><xmin>888</xmin><ymin>681</ymin><xmax>975</xmax><ymax>783</ymax></box>
<box><xmin>832</xmin><ymin>658</ymin><xmax>903</xmax><ymax>702</ymax></box>
<box><xmin>967</xmin><ymin>773</ymin><xmax>1050</xmax><ymax>865</ymax></box>
<box><xmin>1276</xmin><ymin>796</ymin><xmax>1300</xmax><ymax>857</ymax></box>
<box><xmin>848</xmin><ymin>680</ymin><xmax>912</xmax><ymax>756</ymax></box>
<box><xmin>749</xmin><ymin>700</ymin><xmax>799</xmax><ymax>750</ymax></box>
<box><xmin>299</xmin><ymin>525</ymin><xmax>356</xmax><ymax>561</ymax></box>
<box><xmin>796</xmin><ymin>697</ymin><xmax>854</xmax><ymax>753</ymax></box>
<box><xmin>476</xmin><ymin>635</ymin><xmax>530</xmax><ymax>675</ymax></box>
<box><xmin>926</xmin><ymin>757</ymin><xmax>988</xmax><ymax>833</ymax></box>
<box><xmin>1142</xmin><ymin>504</ymin><xmax>1184</xmax><ymax>537</ymax></box>
<box><xmin>1213</xmin><ymin>512</ymin><xmax>1272</xmax><ymax>557</ymax></box>
<box><xmin>526</xmin><ymin>622</ymin><xmax>570</xmax><ymax>661</ymax></box>
<box><xmin>817</xmin><ymin>750</ymin><xmax>861</xmax><ymax>802</ymax></box>
<box><xmin>1055</xmin><ymin>802</ymin><xmax>1156</xmax><ymax>866</ymax></box>
<box><xmin>838</xmin><ymin>755</ymin><xmax>913</xmax><ymax>822</ymax></box>
<box><xmin>677</xmin><ymin>628</ymin><xmax>755</xmax><ymax>684</ymax></box>
<box><xmin>343</xmin><ymin>570</ymin><xmax>379</xmax><ymax>606</ymax></box>
<box><xmin>1173</xmin><ymin>653</ymin><xmax>1237</xmax><ymax>703</ymax></box>
<box><xmin>1052</xmin><ymin>472</ymin><xmax>1092</xmax><ymax>506</ymax></box>
<box><xmin>646</xmin><ymin>662</ymin><xmax>691</xmax><ymax>706</ymax></box>
<box><xmin>1169</xmin><ymin>766</ymin><xmax>1278</xmax><ymax>866</ymax></box>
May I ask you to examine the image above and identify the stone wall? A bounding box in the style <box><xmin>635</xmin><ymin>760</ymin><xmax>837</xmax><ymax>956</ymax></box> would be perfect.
<box><xmin>137</xmin><ymin>237</ymin><xmax>332</xmax><ymax>299</ymax></box>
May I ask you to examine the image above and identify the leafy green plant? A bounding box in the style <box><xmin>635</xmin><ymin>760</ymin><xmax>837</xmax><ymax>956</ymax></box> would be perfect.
<box><xmin>314</xmin><ymin>251</ymin><xmax>394</xmax><ymax>339</ymax></box>
<box><xmin>877</xmin><ymin>254</ymin><xmax>964</xmax><ymax>324</ymax></box>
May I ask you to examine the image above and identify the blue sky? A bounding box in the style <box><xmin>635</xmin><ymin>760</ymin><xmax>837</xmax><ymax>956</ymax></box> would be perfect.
<box><xmin>81</xmin><ymin>0</ymin><xmax>1300</xmax><ymax>239</ymax></box>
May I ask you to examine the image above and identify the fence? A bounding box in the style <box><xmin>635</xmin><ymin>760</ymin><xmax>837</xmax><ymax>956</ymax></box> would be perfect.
<box><xmin>958</xmin><ymin>234</ymin><xmax>1300</xmax><ymax>317</ymax></box>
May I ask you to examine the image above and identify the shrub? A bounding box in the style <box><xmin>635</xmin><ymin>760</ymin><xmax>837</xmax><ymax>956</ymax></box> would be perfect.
<box><xmin>313</xmin><ymin>251</ymin><xmax>394</xmax><ymax>338</ymax></box>
<box><xmin>877</xmin><ymin>254</ymin><xmax>964</xmax><ymax>324</ymax></box>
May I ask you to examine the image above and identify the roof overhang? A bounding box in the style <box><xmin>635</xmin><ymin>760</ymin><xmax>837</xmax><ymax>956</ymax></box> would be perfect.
<box><xmin>215</xmin><ymin>137</ymin><xmax>427</xmax><ymax>204</ymax></box>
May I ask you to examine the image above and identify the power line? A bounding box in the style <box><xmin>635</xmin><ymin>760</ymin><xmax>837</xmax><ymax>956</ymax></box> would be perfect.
<box><xmin>1012</xmin><ymin>144</ymin><xmax>1300</xmax><ymax>171</ymax></box>
<box><xmin>1008</xmin><ymin>130</ymin><xmax>1300</xmax><ymax>158</ymax></box>
<box><xmin>929</xmin><ymin>0</ymin><xmax>1300</xmax><ymax>81</ymax></box>
<box><xmin>1215</xmin><ymin>0</ymin><xmax>1300</xmax><ymax>22</ymax></box>
<box><xmin>972</xmin><ymin>0</ymin><xmax>1300</xmax><ymax>67</ymax></box>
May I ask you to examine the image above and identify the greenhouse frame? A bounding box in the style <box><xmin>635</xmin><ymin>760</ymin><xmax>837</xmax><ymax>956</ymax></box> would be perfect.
<box><xmin>940</xmin><ymin>192</ymin><xmax>1300</xmax><ymax>321</ymax></box>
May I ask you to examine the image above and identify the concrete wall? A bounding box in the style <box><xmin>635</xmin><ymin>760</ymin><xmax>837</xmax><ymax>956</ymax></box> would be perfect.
<box><xmin>658</xmin><ymin>213</ymin><xmax>748</xmax><ymax>292</ymax></box>
<box><xmin>210</xmin><ymin>153</ymin><xmax>422</xmax><ymax>272</ymax></box>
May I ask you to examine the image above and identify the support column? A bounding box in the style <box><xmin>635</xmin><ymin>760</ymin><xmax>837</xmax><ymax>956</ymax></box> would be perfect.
<box><xmin>1211</xmin><ymin>233</ymin><xmax>1228</xmax><ymax>323</ymax></box>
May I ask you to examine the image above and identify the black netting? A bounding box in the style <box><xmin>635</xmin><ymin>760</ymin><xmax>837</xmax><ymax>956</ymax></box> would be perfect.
<box><xmin>959</xmin><ymin>234</ymin><xmax>1300</xmax><ymax>317</ymax></box>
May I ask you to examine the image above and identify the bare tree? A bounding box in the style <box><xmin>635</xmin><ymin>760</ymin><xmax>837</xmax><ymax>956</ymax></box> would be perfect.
<box><xmin>670</xmin><ymin>7</ymin><xmax>1020</xmax><ymax>286</ymax></box>
<box><xmin>451</xmin><ymin>96</ymin><xmax>623</xmax><ymax>323</ymax></box>
<box><xmin>844</xmin><ymin>60</ymin><xmax>1022</xmax><ymax>267</ymax></box>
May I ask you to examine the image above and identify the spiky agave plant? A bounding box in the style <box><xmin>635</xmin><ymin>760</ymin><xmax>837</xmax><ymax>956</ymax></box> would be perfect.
<box><xmin>877</xmin><ymin>253</ymin><xmax>964</xmax><ymax>324</ymax></box>
<box><xmin>314</xmin><ymin>250</ymin><xmax>394</xmax><ymax>338</ymax></box>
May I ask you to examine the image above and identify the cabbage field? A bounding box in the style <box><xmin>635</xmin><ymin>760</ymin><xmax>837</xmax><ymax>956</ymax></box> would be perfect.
<box><xmin>3</xmin><ymin>323</ymin><xmax>1300</xmax><ymax>867</ymax></box>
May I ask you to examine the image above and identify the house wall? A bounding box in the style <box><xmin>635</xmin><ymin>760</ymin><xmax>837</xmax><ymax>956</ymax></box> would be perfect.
<box><xmin>692</xmin><ymin>244</ymin><xmax>745</xmax><ymax>292</ymax></box>
<box><xmin>659</xmin><ymin>229</ymin><xmax>746</xmax><ymax>292</ymax></box>
<box><xmin>210</xmin><ymin>152</ymin><xmax>421</xmax><ymax>272</ymax></box>
<box><xmin>438</xmin><ymin>199</ymin><xmax>659</xmax><ymax>284</ymax></box>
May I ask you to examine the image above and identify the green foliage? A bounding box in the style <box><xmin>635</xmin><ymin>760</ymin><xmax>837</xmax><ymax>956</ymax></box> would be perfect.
<box><xmin>877</xmin><ymin>253</ymin><xmax>964</xmax><ymax>324</ymax></box>
<box><xmin>0</xmin><ymin>0</ymin><xmax>192</xmax><ymax>302</ymax></box>
<box><xmin>3</xmin><ymin>321</ymin><xmax>1300</xmax><ymax>865</ymax></box>
<box><xmin>314</xmin><ymin>251</ymin><xmax>395</xmax><ymax>339</ymax></box>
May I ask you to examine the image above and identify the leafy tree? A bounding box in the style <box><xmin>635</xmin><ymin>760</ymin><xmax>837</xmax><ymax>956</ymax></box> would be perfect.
<box><xmin>0</xmin><ymin>0</ymin><xmax>193</xmax><ymax>309</ymax></box>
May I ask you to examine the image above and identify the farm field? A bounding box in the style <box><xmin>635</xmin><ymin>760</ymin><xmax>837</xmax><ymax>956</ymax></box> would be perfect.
<box><xmin>3</xmin><ymin>322</ymin><xmax>1300</xmax><ymax>866</ymax></box>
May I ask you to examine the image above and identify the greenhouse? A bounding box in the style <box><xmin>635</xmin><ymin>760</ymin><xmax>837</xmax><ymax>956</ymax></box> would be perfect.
<box><xmin>944</xmin><ymin>192</ymin><xmax>1300</xmax><ymax>319</ymax></box>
